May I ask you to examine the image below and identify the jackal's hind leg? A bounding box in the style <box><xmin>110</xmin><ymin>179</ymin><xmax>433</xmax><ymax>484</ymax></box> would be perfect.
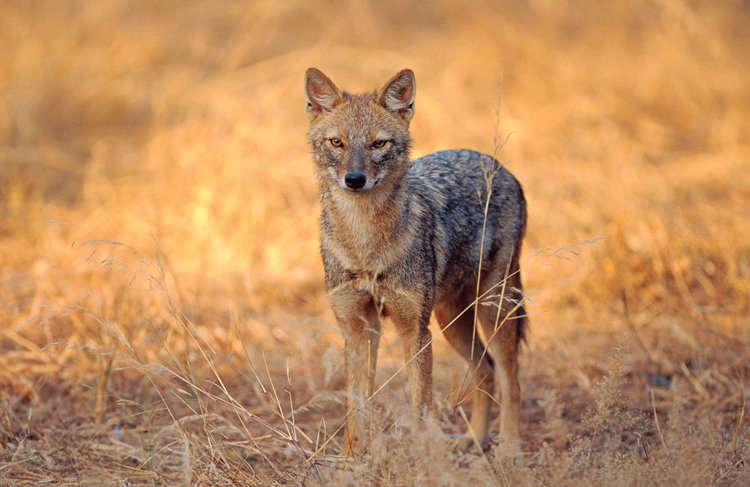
<box><xmin>477</xmin><ymin>273</ymin><xmax>523</xmax><ymax>455</ymax></box>
<box><xmin>434</xmin><ymin>302</ymin><xmax>494</xmax><ymax>451</ymax></box>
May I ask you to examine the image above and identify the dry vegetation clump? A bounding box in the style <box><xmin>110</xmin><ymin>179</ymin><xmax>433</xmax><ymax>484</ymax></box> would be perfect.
<box><xmin>1</xmin><ymin>0</ymin><xmax>749</xmax><ymax>485</ymax></box>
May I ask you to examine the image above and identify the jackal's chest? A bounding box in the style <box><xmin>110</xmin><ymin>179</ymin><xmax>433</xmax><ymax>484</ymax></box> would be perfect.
<box><xmin>320</xmin><ymin>195</ymin><xmax>421</xmax><ymax>301</ymax></box>
<box><xmin>324</xmin><ymin>229</ymin><xmax>397</xmax><ymax>277</ymax></box>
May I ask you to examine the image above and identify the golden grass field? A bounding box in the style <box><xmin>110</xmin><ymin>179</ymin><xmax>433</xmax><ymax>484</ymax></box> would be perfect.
<box><xmin>1</xmin><ymin>0</ymin><xmax>749</xmax><ymax>485</ymax></box>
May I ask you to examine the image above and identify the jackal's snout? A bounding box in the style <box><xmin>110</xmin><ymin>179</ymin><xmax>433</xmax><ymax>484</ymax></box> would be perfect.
<box><xmin>344</xmin><ymin>172</ymin><xmax>367</xmax><ymax>189</ymax></box>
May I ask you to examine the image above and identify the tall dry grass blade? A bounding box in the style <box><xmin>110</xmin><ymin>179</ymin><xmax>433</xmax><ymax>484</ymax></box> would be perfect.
<box><xmin>94</xmin><ymin>350</ymin><xmax>115</xmax><ymax>424</ymax></box>
<box><xmin>650</xmin><ymin>388</ymin><xmax>667</xmax><ymax>451</ymax></box>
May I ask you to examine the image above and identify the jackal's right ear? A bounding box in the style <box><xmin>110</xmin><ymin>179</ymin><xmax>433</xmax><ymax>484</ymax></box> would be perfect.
<box><xmin>305</xmin><ymin>68</ymin><xmax>342</xmax><ymax>118</ymax></box>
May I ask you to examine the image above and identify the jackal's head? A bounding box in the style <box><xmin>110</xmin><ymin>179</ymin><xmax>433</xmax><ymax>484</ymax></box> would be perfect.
<box><xmin>305</xmin><ymin>68</ymin><xmax>415</xmax><ymax>193</ymax></box>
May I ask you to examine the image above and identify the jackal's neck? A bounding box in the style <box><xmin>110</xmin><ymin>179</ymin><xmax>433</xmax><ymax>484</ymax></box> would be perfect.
<box><xmin>323</xmin><ymin>178</ymin><xmax>408</xmax><ymax>233</ymax></box>
<box><xmin>321</xmin><ymin>179</ymin><xmax>413</xmax><ymax>271</ymax></box>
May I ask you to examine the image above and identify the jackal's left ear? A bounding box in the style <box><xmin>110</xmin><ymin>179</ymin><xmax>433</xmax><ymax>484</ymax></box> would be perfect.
<box><xmin>379</xmin><ymin>69</ymin><xmax>416</xmax><ymax>122</ymax></box>
<box><xmin>305</xmin><ymin>68</ymin><xmax>342</xmax><ymax>118</ymax></box>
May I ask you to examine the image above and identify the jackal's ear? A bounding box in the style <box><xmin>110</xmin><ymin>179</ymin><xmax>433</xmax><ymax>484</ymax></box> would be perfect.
<box><xmin>379</xmin><ymin>69</ymin><xmax>416</xmax><ymax>122</ymax></box>
<box><xmin>305</xmin><ymin>68</ymin><xmax>342</xmax><ymax>118</ymax></box>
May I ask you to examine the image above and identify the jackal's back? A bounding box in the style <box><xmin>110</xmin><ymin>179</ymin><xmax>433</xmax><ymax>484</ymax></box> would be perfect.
<box><xmin>408</xmin><ymin>149</ymin><xmax>526</xmax><ymax>312</ymax></box>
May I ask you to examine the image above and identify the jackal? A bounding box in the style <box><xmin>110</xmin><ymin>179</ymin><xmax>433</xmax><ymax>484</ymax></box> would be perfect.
<box><xmin>305</xmin><ymin>68</ymin><xmax>527</xmax><ymax>456</ymax></box>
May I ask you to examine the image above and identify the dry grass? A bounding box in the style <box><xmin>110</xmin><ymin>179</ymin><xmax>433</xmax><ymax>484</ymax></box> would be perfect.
<box><xmin>1</xmin><ymin>0</ymin><xmax>749</xmax><ymax>485</ymax></box>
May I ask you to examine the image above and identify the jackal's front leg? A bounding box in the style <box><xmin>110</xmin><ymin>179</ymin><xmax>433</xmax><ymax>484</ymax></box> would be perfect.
<box><xmin>328</xmin><ymin>286</ymin><xmax>381</xmax><ymax>456</ymax></box>
<box><xmin>389</xmin><ymin>289</ymin><xmax>434</xmax><ymax>416</ymax></box>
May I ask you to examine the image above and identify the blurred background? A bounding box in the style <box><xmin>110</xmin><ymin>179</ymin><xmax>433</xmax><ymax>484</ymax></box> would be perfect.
<box><xmin>1</xmin><ymin>0</ymin><xmax>749</xmax><ymax>483</ymax></box>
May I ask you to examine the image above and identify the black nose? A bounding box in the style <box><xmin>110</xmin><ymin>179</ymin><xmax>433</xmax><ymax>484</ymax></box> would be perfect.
<box><xmin>344</xmin><ymin>172</ymin><xmax>367</xmax><ymax>189</ymax></box>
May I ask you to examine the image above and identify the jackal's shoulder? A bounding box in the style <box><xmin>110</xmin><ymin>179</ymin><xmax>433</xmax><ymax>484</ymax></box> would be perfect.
<box><xmin>409</xmin><ymin>149</ymin><xmax>522</xmax><ymax>197</ymax></box>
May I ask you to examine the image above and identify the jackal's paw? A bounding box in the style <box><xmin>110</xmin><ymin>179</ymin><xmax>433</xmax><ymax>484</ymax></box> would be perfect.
<box><xmin>491</xmin><ymin>438</ymin><xmax>522</xmax><ymax>458</ymax></box>
<box><xmin>451</xmin><ymin>433</ymin><xmax>490</xmax><ymax>453</ymax></box>
<box><xmin>343</xmin><ymin>426</ymin><xmax>367</xmax><ymax>458</ymax></box>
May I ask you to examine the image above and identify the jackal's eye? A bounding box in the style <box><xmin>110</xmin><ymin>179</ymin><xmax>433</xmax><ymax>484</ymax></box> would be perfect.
<box><xmin>372</xmin><ymin>139</ymin><xmax>389</xmax><ymax>149</ymax></box>
<box><xmin>328</xmin><ymin>138</ymin><xmax>343</xmax><ymax>148</ymax></box>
